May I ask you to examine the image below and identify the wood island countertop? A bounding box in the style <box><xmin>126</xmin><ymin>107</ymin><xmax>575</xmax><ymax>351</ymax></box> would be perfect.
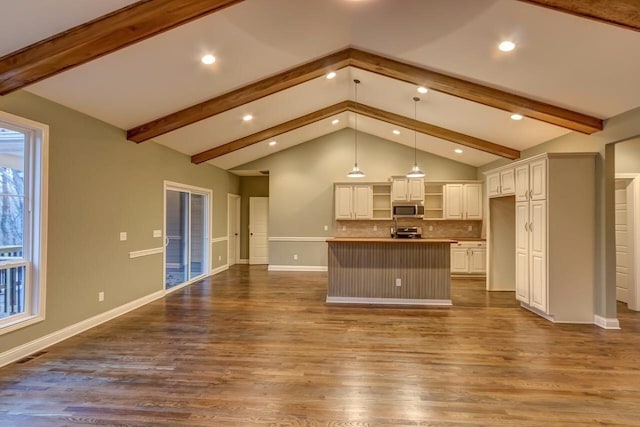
<box><xmin>326</xmin><ymin>237</ymin><xmax>457</xmax><ymax>243</ymax></box>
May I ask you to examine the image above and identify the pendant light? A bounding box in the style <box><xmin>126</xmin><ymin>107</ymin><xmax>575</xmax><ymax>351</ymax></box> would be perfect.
<box><xmin>347</xmin><ymin>79</ymin><xmax>365</xmax><ymax>178</ymax></box>
<box><xmin>406</xmin><ymin>96</ymin><xmax>425</xmax><ymax>178</ymax></box>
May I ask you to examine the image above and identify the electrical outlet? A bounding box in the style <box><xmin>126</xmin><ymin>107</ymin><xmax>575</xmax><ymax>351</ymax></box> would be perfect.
<box><xmin>119</xmin><ymin>232</ymin><xmax>127</xmax><ymax>241</ymax></box>
<box><xmin>428</xmin><ymin>225</ymin><xmax>433</xmax><ymax>231</ymax></box>
<box><xmin>395</xmin><ymin>278</ymin><xmax>401</xmax><ymax>287</ymax></box>
<box><xmin>293</xmin><ymin>254</ymin><xmax>298</xmax><ymax>260</ymax></box>
<box><xmin>324</xmin><ymin>225</ymin><xmax>328</xmax><ymax>231</ymax></box>
<box><xmin>98</xmin><ymin>292</ymin><xmax>104</xmax><ymax>302</ymax></box>
<box><xmin>153</xmin><ymin>229</ymin><xmax>162</xmax><ymax>238</ymax></box>
<box><xmin>373</xmin><ymin>225</ymin><xmax>378</xmax><ymax>231</ymax></box>
<box><xmin>468</xmin><ymin>225</ymin><xmax>473</xmax><ymax>231</ymax></box>
<box><xmin>218</xmin><ymin>255</ymin><xmax>222</xmax><ymax>261</ymax></box>
<box><xmin>341</xmin><ymin>225</ymin><xmax>347</xmax><ymax>231</ymax></box>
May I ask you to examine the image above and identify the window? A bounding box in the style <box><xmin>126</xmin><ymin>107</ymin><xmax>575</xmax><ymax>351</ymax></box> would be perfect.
<box><xmin>0</xmin><ymin>111</ymin><xmax>48</xmax><ymax>334</ymax></box>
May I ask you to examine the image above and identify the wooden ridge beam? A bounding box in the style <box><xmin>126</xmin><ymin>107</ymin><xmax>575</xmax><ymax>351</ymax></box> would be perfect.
<box><xmin>517</xmin><ymin>0</ymin><xmax>640</xmax><ymax>32</ymax></box>
<box><xmin>191</xmin><ymin>100</ymin><xmax>520</xmax><ymax>164</ymax></box>
<box><xmin>131</xmin><ymin>48</ymin><xmax>602</xmax><ymax>143</ymax></box>
<box><xmin>348</xmin><ymin>48</ymin><xmax>603</xmax><ymax>134</ymax></box>
<box><xmin>128</xmin><ymin>49</ymin><xmax>352</xmax><ymax>142</ymax></box>
<box><xmin>0</xmin><ymin>0</ymin><xmax>243</xmax><ymax>96</ymax></box>
<box><xmin>191</xmin><ymin>101</ymin><xmax>352</xmax><ymax>164</ymax></box>
<box><xmin>351</xmin><ymin>102</ymin><xmax>521</xmax><ymax>160</ymax></box>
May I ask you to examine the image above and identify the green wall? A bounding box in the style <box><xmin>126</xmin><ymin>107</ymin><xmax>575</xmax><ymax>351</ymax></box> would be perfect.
<box><xmin>237</xmin><ymin>129</ymin><xmax>478</xmax><ymax>266</ymax></box>
<box><xmin>616</xmin><ymin>137</ymin><xmax>640</xmax><ymax>173</ymax></box>
<box><xmin>0</xmin><ymin>91</ymin><xmax>239</xmax><ymax>354</ymax></box>
<box><xmin>239</xmin><ymin>176</ymin><xmax>269</xmax><ymax>260</ymax></box>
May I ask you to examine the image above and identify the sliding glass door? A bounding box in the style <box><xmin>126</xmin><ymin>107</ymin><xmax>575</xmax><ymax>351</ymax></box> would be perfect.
<box><xmin>165</xmin><ymin>184</ymin><xmax>210</xmax><ymax>290</ymax></box>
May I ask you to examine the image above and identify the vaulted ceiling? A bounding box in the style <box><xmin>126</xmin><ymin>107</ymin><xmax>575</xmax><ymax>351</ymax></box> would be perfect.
<box><xmin>1</xmin><ymin>0</ymin><xmax>639</xmax><ymax>172</ymax></box>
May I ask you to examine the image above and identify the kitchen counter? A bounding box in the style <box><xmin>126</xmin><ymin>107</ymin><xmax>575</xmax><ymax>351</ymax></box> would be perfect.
<box><xmin>326</xmin><ymin>237</ymin><xmax>457</xmax><ymax>243</ymax></box>
<box><xmin>326</xmin><ymin>238</ymin><xmax>452</xmax><ymax>306</ymax></box>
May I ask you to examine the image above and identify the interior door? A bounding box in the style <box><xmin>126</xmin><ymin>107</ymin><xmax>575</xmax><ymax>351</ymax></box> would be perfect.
<box><xmin>616</xmin><ymin>179</ymin><xmax>630</xmax><ymax>303</ymax></box>
<box><xmin>228</xmin><ymin>194</ymin><xmax>240</xmax><ymax>266</ymax></box>
<box><xmin>249</xmin><ymin>197</ymin><xmax>269</xmax><ymax>264</ymax></box>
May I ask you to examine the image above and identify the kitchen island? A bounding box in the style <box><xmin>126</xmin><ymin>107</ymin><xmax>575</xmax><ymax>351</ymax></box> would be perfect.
<box><xmin>326</xmin><ymin>238</ymin><xmax>456</xmax><ymax>306</ymax></box>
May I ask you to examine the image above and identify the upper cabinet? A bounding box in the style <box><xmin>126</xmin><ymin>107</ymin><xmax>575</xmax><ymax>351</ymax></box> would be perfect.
<box><xmin>515</xmin><ymin>158</ymin><xmax>547</xmax><ymax>202</ymax></box>
<box><xmin>487</xmin><ymin>169</ymin><xmax>515</xmax><ymax>197</ymax></box>
<box><xmin>335</xmin><ymin>184</ymin><xmax>373</xmax><ymax>220</ymax></box>
<box><xmin>444</xmin><ymin>183</ymin><xmax>483</xmax><ymax>220</ymax></box>
<box><xmin>391</xmin><ymin>177</ymin><xmax>424</xmax><ymax>202</ymax></box>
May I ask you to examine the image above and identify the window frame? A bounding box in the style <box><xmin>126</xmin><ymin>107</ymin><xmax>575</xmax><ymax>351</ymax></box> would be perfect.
<box><xmin>0</xmin><ymin>110</ymin><xmax>48</xmax><ymax>335</ymax></box>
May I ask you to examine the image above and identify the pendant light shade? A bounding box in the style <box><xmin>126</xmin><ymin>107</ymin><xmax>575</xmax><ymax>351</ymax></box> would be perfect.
<box><xmin>348</xmin><ymin>79</ymin><xmax>365</xmax><ymax>178</ymax></box>
<box><xmin>406</xmin><ymin>96</ymin><xmax>425</xmax><ymax>178</ymax></box>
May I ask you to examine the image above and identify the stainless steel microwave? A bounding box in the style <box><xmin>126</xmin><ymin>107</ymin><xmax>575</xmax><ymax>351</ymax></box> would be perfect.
<box><xmin>392</xmin><ymin>204</ymin><xmax>424</xmax><ymax>218</ymax></box>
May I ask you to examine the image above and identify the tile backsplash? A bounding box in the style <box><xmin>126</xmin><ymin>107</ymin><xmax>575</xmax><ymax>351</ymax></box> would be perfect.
<box><xmin>335</xmin><ymin>219</ymin><xmax>483</xmax><ymax>239</ymax></box>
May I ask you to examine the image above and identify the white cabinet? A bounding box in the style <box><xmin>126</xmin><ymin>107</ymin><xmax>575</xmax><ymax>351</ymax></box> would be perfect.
<box><xmin>445</xmin><ymin>183</ymin><xmax>482</xmax><ymax>220</ymax></box>
<box><xmin>450</xmin><ymin>241</ymin><xmax>486</xmax><ymax>275</ymax></box>
<box><xmin>487</xmin><ymin>169</ymin><xmax>515</xmax><ymax>197</ymax></box>
<box><xmin>335</xmin><ymin>184</ymin><xmax>373</xmax><ymax>220</ymax></box>
<box><xmin>488</xmin><ymin>152</ymin><xmax>597</xmax><ymax>323</ymax></box>
<box><xmin>391</xmin><ymin>177</ymin><xmax>424</xmax><ymax>202</ymax></box>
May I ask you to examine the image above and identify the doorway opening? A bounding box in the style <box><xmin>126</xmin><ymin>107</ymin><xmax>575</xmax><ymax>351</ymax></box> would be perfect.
<box><xmin>164</xmin><ymin>182</ymin><xmax>212</xmax><ymax>291</ymax></box>
<box><xmin>615</xmin><ymin>174</ymin><xmax>640</xmax><ymax>311</ymax></box>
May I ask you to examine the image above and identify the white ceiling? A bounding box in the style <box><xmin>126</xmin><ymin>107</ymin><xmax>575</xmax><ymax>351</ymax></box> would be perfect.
<box><xmin>2</xmin><ymin>0</ymin><xmax>639</xmax><ymax>171</ymax></box>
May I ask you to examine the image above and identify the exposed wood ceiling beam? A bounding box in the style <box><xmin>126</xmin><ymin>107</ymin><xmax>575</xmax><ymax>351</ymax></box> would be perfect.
<box><xmin>191</xmin><ymin>101</ymin><xmax>352</xmax><ymax>164</ymax></box>
<box><xmin>131</xmin><ymin>48</ymin><xmax>602</xmax><ymax>143</ymax></box>
<box><xmin>517</xmin><ymin>0</ymin><xmax>640</xmax><ymax>32</ymax></box>
<box><xmin>348</xmin><ymin>49</ymin><xmax>603</xmax><ymax>135</ymax></box>
<box><xmin>0</xmin><ymin>0</ymin><xmax>243</xmax><ymax>96</ymax></box>
<box><xmin>128</xmin><ymin>49</ymin><xmax>351</xmax><ymax>142</ymax></box>
<box><xmin>191</xmin><ymin>100</ymin><xmax>520</xmax><ymax>164</ymax></box>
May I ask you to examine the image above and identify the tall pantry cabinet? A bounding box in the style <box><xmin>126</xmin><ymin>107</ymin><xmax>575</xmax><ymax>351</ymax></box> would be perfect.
<box><xmin>488</xmin><ymin>152</ymin><xmax>597</xmax><ymax>323</ymax></box>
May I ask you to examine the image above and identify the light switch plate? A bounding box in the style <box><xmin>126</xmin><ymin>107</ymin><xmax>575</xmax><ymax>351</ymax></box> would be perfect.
<box><xmin>324</xmin><ymin>225</ymin><xmax>328</xmax><ymax>231</ymax></box>
<box><xmin>153</xmin><ymin>229</ymin><xmax>162</xmax><ymax>238</ymax></box>
<box><xmin>119</xmin><ymin>232</ymin><xmax>127</xmax><ymax>241</ymax></box>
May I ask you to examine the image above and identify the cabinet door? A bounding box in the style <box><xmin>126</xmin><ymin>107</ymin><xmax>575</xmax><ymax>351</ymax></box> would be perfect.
<box><xmin>469</xmin><ymin>248</ymin><xmax>486</xmax><ymax>274</ymax></box>
<box><xmin>408</xmin><ymin>178</ymin><xmax>425</xmax><ymax>202</ymax></box>
<box><xmin>391</xmin><ymin>178</ymin><xmax>408</xmax><ymax>202</ymax></box>
<box><xmin>353</xmin><ymin>185</ymin><xmax>373</xmax><ymax>219</ymax></box>
<box><xmin>515</xmin><ymin>165</ymin><xmax>529</xmax><ymax>202</ymax></box>
<box><xmin>464</xmin><ymin>184</ymin><xmax>483</xmax><ymax>220</ymax></box>
<box><xmin>487</xmin><ymin>173</ymin><xmax>500</xmax><ymax>197</ymax></box>
<box><xmin>500</xmin><ymin>169</ymin><xmax>515</xmax><ymax>195</ymax></box>
<box><xmin>529</xmin><ymin>159</ymin><xmax>547</xmax><ymax>200</ymax></box>
<box><xmin>515</xmin><ymin>202</ymin><xmax>530</xmax><ymax>303</ymax></box>
<box><xmin>444</xmin><ymin>184</ymin><xmax>464</xmax><ymax>219</ymax></box>
<box><xmin>335</xmin><ymin>185</ymin><xmax>353</xmax><ymax>220</ymax></box>
<box><xmin>451</xmin><ymin>247</ymin><xmax>469</xmax><ymax>273</ymax></box>
<box><xmin>529</xmin><ymin>200</ymin><xmax>547</xmax><ymax>312</ymax></box>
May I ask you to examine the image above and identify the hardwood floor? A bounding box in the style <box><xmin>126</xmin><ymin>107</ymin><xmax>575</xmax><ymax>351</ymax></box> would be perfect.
<box><xmin>1</xmin><ymin>265</ymin><xmax>639</xmax><ymax>426</ymax></box>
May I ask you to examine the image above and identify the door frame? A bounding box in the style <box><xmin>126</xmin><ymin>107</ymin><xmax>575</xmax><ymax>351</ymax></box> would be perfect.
<box><xmin>227</xmin><ymin>193</ymin><xmax>241</xmax><ymax>266</ymax></box>
<box><xmin>616</xmin><ymin>173</ymin><xmax>640</xmax><ymax>311</ymax></box>
<box><xmin>163</xmin><ymin>181</ymin><xmax>213</xmax><ymax>294</ymax></box>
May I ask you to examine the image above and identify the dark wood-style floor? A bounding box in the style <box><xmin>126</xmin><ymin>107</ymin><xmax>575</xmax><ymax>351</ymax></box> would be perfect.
<box><xmin>1</xmin><ymin>266</ymin><xmax>640</xmax><ymax>426</ymax></box>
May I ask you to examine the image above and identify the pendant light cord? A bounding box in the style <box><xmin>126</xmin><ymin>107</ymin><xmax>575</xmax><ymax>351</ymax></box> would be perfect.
<box><xmin>413</xmin><ymin>96</ymin><xmax>419</xmax><ymax>165</ymax></box>
<box><xmin>354</xmin><ymin>79</ymin><xmax>360</xmax><ymax>166</ymax></box>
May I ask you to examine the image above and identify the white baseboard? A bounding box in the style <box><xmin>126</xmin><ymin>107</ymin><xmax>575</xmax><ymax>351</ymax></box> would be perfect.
<box><xmin>326</xmin><ymin>297</ymin><xmax>452</xmax><ymax>306</ymax></box>
<box><xmin>268</xmin><ymin>265</ymin><xmax>328</xmax><ymax>272</ymax></box>
<box><xmin>0</xmin><ymin>290</ymin><xmax>165</xmax><ymax>369</ymax></box>
<box><xmin>594</xmin><ymin>315</ymin><xmax>621</xmax><ymax>330</ymax></box>
<box><xmin>210</xmin><ymin>264</ymin><xmax>229</xmax><ymax>275</ymax></box>
<box><xmin>238</xmin><ymin>259</ymin><xmax>249</xmax><ymax>264</ymax></box>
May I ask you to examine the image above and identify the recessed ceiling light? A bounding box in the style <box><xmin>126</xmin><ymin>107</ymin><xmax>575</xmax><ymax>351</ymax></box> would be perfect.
<box><xmin>510</xmin><ymin>113</ymin><xmax>523</xmax><ymax>121</ymax></box>
<box><xmin>454</xmin><ymin>148</ymin><xmax>463</xmax><ymax>154</ymax></box>
<box><xmin>268</xmin><ymin>140</ymin><xmax>277</xmax><ymax>146</ymax></box>
<box><xmin>326</xmin><ymin>71</ymin><xmax>337</xmax><ymax>80</ymax></box>
<box><xmin>392</xmin><ymin>130</ymin><xmax>401</xmax><ymax>135</ymax></box>
<box><xmin>332</xmin><ymin>119</ymin><xmax>340</xmax><ymax>125</ymax></box>
<box><xmin>243</xmin><ymin>114</ymin><xmax>253</xmax><ymax>122</ymax></box>
<box><xmin>417</xmin><ymin>86</ymin><xmax>428</xmax><ymax>94</ymax></box>
<box><xmin>498</xmin><ymin>41</ymin><xmax>516</xmax><ymax>52</ymax></box>
<box><xmin>201</xmin><ymin>54</ymin><xmax>216</xmax><ymax>64</ymax></box>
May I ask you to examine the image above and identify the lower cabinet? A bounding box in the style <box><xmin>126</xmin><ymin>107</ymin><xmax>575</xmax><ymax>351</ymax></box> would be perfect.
<box><xmin>451</xmin><ymin>241</ymin><xmax>486</xmax><ymax>275</ymax></box>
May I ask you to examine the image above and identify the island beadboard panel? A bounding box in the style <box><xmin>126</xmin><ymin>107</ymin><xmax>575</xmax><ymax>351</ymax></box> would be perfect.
<box><xmin>327</xmin><ymin>240</ymin><xmax>451</xmax><ymax>304</ymax></box>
